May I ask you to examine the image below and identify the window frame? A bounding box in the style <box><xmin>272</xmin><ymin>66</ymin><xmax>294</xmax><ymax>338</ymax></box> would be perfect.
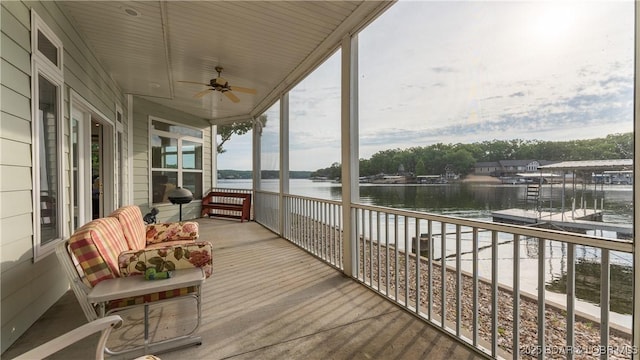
<box><xmin>148</xmin><ymin>116</ymin><xmax>204</xmax><ymax>204</ymax></box>
<box><xmin>115</xmin><ymin>104</ymin><xmax>125</xmax><ymax>208</ymax></box>
<box><xmin>31</xmin><ymin>10</ymin><xmax>65</xmax><ymax>261</ymax></box>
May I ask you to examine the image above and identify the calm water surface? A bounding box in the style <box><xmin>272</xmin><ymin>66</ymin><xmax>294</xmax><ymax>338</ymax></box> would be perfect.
<box><xmin>219</xmin><ymin>178</ymin><xmax>634</xmax><ymax>325</ymax></box>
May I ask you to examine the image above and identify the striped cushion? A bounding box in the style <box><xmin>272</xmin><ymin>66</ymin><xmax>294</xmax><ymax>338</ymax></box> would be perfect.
<box><xmin>68</xmin><ymin>218</ymin><xmax>129</xmax><ymax>287</ymax></box>
<box><xmin>109</xmin><ymin>205</ymin><xmax>146</xmax><ymax>250</ymax></box>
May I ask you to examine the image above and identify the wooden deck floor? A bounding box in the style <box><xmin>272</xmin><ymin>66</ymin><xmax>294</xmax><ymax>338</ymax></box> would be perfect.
<box><xmin>3</xmin><ymin>219</ymin><xmax>484</xmax><ymax>360</ymax></box>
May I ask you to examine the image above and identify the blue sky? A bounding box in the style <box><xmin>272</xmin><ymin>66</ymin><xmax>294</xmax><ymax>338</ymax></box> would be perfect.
<box><xmin>218</xmin><ymin>0</ymin><xmax>634</xmax><ymax>171</ymax></box>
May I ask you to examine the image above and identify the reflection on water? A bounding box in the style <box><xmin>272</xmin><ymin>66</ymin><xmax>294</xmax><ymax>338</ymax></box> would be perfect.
<box><xmin>546</xmin><ymin>259</ymin><xmax>633</xmax><ymax>315</ymax></box>
<box><xmin>221</xmin><ymin>179</ymin><xmax>634</xmax><ymax>320</ymax></box>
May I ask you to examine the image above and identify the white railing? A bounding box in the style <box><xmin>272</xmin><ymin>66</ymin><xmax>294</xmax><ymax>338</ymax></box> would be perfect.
<box><xmin>255</xmin><ymin>194</ymin><xmax>635</xmax><ymax>359</ymax></box>
<box><xmin>282</xmin><ymin>194</ymin><xmax>343</xmax><ymax>269</ymax></box>
<box><xmin>254</xmin><ymin>190</ymin><xmax>280</xmax><ymax>233</ymax></box>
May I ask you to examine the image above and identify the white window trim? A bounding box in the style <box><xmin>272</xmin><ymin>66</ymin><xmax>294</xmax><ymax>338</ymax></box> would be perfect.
<box><xmin>31</xmin><ymin>10</ymin><xmax>65</xmax><ymax>261</ymax></box>
<box><xmin>148</xmin><ymin>116</ymin><xmax>204</xmax><ymax>204</ymax></box>
<box><xmin>115</xmin><ymin>103</ymin><xmax>124</xmax><ymax>208</ymax></box>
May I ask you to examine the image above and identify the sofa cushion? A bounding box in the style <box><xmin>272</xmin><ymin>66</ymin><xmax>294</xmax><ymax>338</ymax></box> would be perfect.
<box><xmin>109</xmin><ymin>205</ymin><xmax>147</xmax><ymax>250</ymax></box>
<box><xmin>145</xmin><ymin>222</ymin><xmax>199</xmax><ymax>245</ymax></box>
<box><xmin>118</xmin><ymin>242</ymin><xmax>213</xmax><ymax>278</ymax></box>
<box><xmin>68</xmin><ymin>218</ymin><xmax>129</xmax><ymax>287</ymax></box>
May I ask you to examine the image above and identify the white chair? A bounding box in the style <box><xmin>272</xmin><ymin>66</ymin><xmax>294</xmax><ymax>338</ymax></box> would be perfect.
<box><xmin>11</xmin><ymin>315</ymin><xmax>148</xmax><ymax>360</ymax></box>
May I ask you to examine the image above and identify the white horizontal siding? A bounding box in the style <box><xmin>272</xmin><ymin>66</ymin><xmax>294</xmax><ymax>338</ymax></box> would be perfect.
<box><xmin>0</xmin><ymin>138</ymin><xmax>31</xmax><ymax>167</ymax></box>
<box><xmin>1</xmin><ymin>59</ymin><xmax>30</xmax><ymax>96</ymax></box>
<box><xmin>0</xmin><ymin>1</ymin><xmax>128</xmax><ymax>353</ymax></box>
<box><xmin>1</xmin><ymin>255</ymin><xmax>67</xmax><ymax>348</ymax></box>
<box><xmin>0</xmin><ymin>190</ymin><xmax>31</xmax><ymax>218</ymax></box>
<box><xmin>0</xmin><ymin>112</ymin><xmax>31</xmax><ymax>144</ymax></box>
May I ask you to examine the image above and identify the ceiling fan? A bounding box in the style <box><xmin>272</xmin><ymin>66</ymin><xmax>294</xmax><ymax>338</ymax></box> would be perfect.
<box><xmin>178</xmin><ymin>66</ymin><xmax>256</xmax><ymax>103</ymax></box>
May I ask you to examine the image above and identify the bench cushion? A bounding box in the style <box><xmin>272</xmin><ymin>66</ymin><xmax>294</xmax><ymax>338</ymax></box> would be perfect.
<box><xmin>68</xmin><ymin>218</ymin><xmax>129</xmax><ymax>286</ymax></box>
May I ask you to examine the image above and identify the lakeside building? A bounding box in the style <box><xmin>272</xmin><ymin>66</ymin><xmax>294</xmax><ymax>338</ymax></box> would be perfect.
<box><xmin>473</xmin><ymin>160</ymin><xmax>556</xmax><ymax>177</ymax></box>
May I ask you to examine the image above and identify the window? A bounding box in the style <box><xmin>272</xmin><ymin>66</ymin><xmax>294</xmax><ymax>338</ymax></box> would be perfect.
<box><xmin>31</xmin><ymin>10</ymin><xmax>64</xmax><ymax>260</ymax></box>
<box><xmin>150</xmin><ymin>118</ymin><xmax>203</xmax><ymax>203</ymax></box>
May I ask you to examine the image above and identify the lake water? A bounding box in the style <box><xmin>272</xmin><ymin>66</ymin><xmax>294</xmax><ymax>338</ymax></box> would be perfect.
<box><xmin>219</xmin><ymin>178</ymin><xmax>634</xmax><ymax>327</ymax></box>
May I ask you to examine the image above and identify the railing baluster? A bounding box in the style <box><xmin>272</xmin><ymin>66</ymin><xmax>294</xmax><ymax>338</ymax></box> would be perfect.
<box><xmin>416</xmin><ymin>218</ymin><xmax>421</xmax><ymax>314</ymax></box>
<box><xmin>355</xmin><ymin>208</ymin><xmax>360</xmax><ymax>280</ymax></box>
<box><xmin>441</xmin><ymin>221</ymin><xmax>446</xmax><ymax>329</ymax></box>
<box><xmin>338</xmin><ymin>205</ymin><xmax>343</xmax><ymax>269</ymax></box>
<box><xmin>405</xmin><ymin>216</ymin><xmax>410</xmax><ymax>307</ymax></box>
<box><xmin>567</xmin><ymin>242</ymin><xmax>575</xmax><ymax>360</ymax></box>
<box><xmin>329</xmin><ymin>204</ymin><xmax>338</xmax><ymax>267</ymax></box>
<box><xmin>492</xmin><ymin>230</ymin><xmax>498</xmax><ymax>358</ymax></box>
<box><xmin>600</xmin><ymin>249</ymin><xmax>610</xmax><ymax>360</ymax></box>
<box><xmin>395</xmin><ymin>215</ymin><xmax>399</xmax><ymax>302</ymax></box>
<box><xmin>513</xmin><ymin>234</ymin><xmax>521</xmax><ymax>360</ymax></box>
<box><xmin>428</xmin><ymin>220</ymin><xmax>433</xmax><ymax>321</ymax></box>
<box><xmin>296</xmin><ymin>198</ymin><xmax>300</xmax><ymax>245</ymax></box>
<box><xmin>456</xmin><ymin>224</ymin><xmax>461</xmax><ymax>337</ymax></box>
<box><xmin>369</xmin><ymin>209</ymin><xmax>373</xmax><ymax>286</ymax></box>
<box><xmin>324</xmin><ymin>202</ymin><xmax>328</xmax><ymax>261</ymax></box>
<box><xmin>377</xmin><ymin>211</ymin><xmax>382</xmax><ymax>291</ymax></box>
<box><xmin>315</xmin><ymin>200</ymin><xmax>319</xmax><ymax>256</ymax></box>
<box><xmin>362</xmin><ymin>208</ymin><xmax>366</xmax><ymax>282</ymax></box>
<box><xmin>385</xmin><ymin>213</ymin><xmax>390</xmax><ymax>297</ymax></box>
<box><xmin>538</xmin><ymin>238</ymin><xmax>546</xmax><ymax>360</ymax></box>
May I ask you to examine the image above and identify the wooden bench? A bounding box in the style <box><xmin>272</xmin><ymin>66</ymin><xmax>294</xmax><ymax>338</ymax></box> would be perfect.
<box><xmin>201</xmin><ymin>191</ymin><xmax>252</xmax><ymax>222</ymax></box>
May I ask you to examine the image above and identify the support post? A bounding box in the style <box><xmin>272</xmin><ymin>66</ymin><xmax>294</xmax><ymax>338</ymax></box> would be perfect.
<box><xmin>341</xmin><ymin>34</ymin><xmax>359</xmax><ymax>277</ymax></box>
<box><xmin>280</xmin><ymin>93</ymin><xmax>290</xmax><ymax>236</ymax></box>
<box><xmin>253</xmin><ymin>117</ymin><xmax>262</xmax><ymax>193</ymax></box>
<box><xmin>211</xmin><ymin>124</ymin><xmax>218</xmax><ymax>190</ymax></box>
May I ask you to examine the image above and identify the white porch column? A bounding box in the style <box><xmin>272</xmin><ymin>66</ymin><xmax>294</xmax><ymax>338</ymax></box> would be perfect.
<box><xmin>280</xmin><ymin>93</ymin><xmax>290</xmax><ymax>236</ymax></box>
<box><xmin>211</xmin><ymin>124</ymin><xmax>218</xmax><ymax>189</ymax></box>
<box><xmin>341</xmin><ymin>34</ymin><xmax>359</xmax><ymax>278</ymax></box>
<box><xmin>253</xmin><ymin>118</ymin><xmax>261</xmax><ymax>191</ymax></box>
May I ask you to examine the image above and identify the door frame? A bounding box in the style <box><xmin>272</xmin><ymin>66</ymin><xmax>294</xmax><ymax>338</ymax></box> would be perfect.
<box><xmin>70</xmin><ymin>91</ymin><xmax>115</xmax><ymax>229</ymax></box>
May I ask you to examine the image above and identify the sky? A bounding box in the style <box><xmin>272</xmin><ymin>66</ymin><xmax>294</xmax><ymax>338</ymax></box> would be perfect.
<box><xmin>218</xmin><ymin>0</ymin><xmax>634</xmax><ymax>171</ymax></box>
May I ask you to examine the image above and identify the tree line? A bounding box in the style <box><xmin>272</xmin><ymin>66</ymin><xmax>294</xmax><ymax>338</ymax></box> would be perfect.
<box><xmin>310</xmin><ymin>133</ymin><xmax>633</xmax><ymax>179</ymax></box>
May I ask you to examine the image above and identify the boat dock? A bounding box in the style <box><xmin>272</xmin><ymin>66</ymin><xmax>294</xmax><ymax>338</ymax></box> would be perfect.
<box><xmin>492</xmin><ymin>208</ymin><xmax>633</xmax><ymax>239</ymax></box>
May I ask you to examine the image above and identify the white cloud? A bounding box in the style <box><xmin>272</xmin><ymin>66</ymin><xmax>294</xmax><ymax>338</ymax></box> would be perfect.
<box><xmin>219</xmin><ymin>1</ymin><xmax>634</xmax><ymax>172</ymax></box>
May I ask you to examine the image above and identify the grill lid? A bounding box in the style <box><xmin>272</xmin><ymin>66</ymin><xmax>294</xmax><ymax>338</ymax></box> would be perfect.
<box><xmin>168</xmin><ymin>187</ymin><xmax>193</xmax><ymax>204</ymax></box>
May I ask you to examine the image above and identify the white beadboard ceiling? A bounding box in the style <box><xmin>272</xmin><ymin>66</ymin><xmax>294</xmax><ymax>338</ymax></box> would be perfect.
<box><xmin>59</xmin><ymin>1</ymin><xmax>393</xmax><ymax>125</ymax></box>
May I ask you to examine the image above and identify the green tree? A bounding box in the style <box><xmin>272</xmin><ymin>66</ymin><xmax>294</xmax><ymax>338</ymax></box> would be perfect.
<box><xmin>415</xmin><ymin>159</ymin><xmax>426</xmax><ymax>176</ymax></box>
<box><xmin>217</xmin><ymin>115</ymin><xmax>267</xmax><ymax>153</ymax></box>
<box><xmin>445</xmin><ymin>149</ymin><xmax>476</xmax><ymax>176</ymax></box>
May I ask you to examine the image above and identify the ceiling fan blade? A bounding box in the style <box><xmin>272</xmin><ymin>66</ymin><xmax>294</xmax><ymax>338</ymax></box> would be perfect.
<box><xmin>178</xmin><ymin>80</ymin><xmax>209</xmax><ymax>86</ymax></box>
<box><xmin>224</xmin><ymin>91</ymin><xmax>240</xmax><ymax>103</ymax></box>
<box><xmin>194</xmin><ymin>88</ymin><xmax>214</xmax><ymax>99</ymax></box>
<box><xmin>230</xmin><ymin>86</ymin><xmax>257</xmax><ymax>94</ymax></box>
